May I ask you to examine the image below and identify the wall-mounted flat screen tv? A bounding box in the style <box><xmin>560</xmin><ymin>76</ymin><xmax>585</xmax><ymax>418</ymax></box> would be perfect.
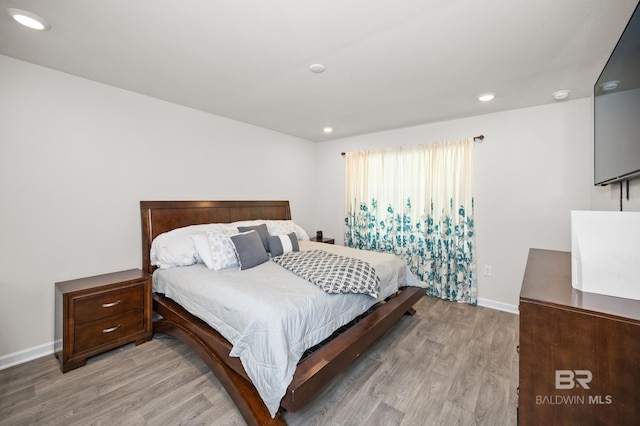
<box><xmin>594</xmin><ymin>3</ymin><xmax>640</xmax><ymax>186</ymax></box>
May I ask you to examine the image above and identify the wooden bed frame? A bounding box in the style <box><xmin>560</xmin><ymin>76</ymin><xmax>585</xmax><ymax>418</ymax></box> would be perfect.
<box><xmin>140</xmin><ymin>200</ymin><xmax>424</xmax><ymax>425</ymax></box>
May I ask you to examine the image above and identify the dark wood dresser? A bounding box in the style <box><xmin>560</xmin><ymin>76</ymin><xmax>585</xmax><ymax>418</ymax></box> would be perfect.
<box><xmin>55</xmin><ymin>269</ymin><xmax>152</xmax><ymax>372</ymax></box>
<box><xmin>519</xmin><ymin>249</ymin><xmax>640</xmax><ymax>425</ymax></box>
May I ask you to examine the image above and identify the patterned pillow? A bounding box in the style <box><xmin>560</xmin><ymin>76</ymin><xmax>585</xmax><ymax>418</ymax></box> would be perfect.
<box><xmin>230</xmin><ymin>230</ymin><xmax>269</xmax><ymax>270</ymax></box>
<box><xmin>267</xmin><ymin>232</ymin><xmax>300</xmax><ymax>257</ymax></box>
<box><xmin>206</xmin><ymin>228</ymin><xmax>239</xmax><ymax>271</ymax></box>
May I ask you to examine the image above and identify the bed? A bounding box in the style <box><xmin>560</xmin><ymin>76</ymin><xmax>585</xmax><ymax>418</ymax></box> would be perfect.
<box><xmin>140</xmin><ymin>200</ymin><xmax>424</xmax><ymax>425</ymax></box>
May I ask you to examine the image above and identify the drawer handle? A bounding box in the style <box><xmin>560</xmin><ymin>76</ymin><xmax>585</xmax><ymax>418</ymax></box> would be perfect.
<box><xmin>103</xmin><ymin>325</ymin><xmax>122</xmax><ymax>333</ymax></box>
<box><xmin>102</xmin><ymin>300</ymin><xmax>121</xmax><ymax>308</ymax></box>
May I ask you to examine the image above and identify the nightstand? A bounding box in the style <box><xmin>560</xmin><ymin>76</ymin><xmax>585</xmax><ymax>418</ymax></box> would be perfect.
<box><xmin>55</xmin><ymin>269</ymin><xmax>152</xmax><ymax>373</ymax></box>
<box><xmin>309</xmin><ymin>237</ymin><xmax>335</xmax><ymax>244</ymax></box>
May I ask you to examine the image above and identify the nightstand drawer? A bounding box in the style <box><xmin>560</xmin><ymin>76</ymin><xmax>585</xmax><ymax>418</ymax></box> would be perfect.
<box><xmin>74</xmin><ymin>310</ymin><xmax>144</xmax><ymax>353</ymax></box>
<box><xmin>74</xmin><ymin>284</ymin><xmax>145</xmax><ymax>324</ymax></box>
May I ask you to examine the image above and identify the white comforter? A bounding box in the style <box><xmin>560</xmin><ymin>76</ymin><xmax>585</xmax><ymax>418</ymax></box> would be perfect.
<box><xmin>153</xmin><ymin>241</ymin><xmax>424</xmax><ymax>417</ymax></box>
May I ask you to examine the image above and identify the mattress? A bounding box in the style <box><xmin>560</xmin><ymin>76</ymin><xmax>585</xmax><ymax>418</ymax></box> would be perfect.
<box><xmin>153</xmin><ymin>240</ymin><xmax>424</xmax><ymax>417</ymax></box>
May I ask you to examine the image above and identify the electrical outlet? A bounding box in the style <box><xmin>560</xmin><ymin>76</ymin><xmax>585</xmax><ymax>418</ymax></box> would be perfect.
<box><xmin>484</xmin><ymin>265</ymin><xmax>492</xmax><ymax>276</ymax></box>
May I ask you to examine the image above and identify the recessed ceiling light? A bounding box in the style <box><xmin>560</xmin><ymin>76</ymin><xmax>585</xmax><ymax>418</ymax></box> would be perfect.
<box><xmin>7</xmin><ymin>8</ymin><xmax>50</xmax><ymax>31</ymax></box>
<box><xmin>478</xmin><ymin>93</ymin><xmax>495</xmax><ymax>102</ymax></box>
<box><xmin>552</xmin><ymin>90</ymin><xmax>571</xmax><ymax>101</ymax></box>
<box><xmin>323</xmin><ymin>127</ymin><xmax>333</xmax><ymax>134</ymax></box>
<box><xmin>309</xmin><ymin>64</ymin><xmax>326</xmax><ymax>73</ymax></box>
<box><xmin>600</xmin><ymin>80</ymin><xmax>619</xmax><ymax>91</ymax></box>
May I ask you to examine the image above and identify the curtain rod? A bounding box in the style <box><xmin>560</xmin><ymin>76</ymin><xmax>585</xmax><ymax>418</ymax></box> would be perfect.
<box><xmin>341</xmin><ymin>134</ymin><xmax>484</xmax><ymax>156</ymax></box>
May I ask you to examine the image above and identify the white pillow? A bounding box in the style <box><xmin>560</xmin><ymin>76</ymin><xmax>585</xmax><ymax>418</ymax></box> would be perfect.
<box><xmin>266</xmin><ymin>220</ymin><xmax>310</xmax><ymax>241</ymax></box>
<box><xmin>151</xmin><ymin>224</ymin><xmax>210</xmax><ymax>269</ymax></box>
<box><xmin>151</xmin><ymin>223</ymin><xmax>237</xmax><ymax>269</ymax></box>
<box><xmin>230</xmin><ymin>219</ymin><xmax>267</xmax><ymax>228</ymax></box>
<box><xmin>207</xmin><ymin>228</ymin><xmax>239</xmax><ymax>271</ymax></box>
<box><xmin>191</xmin><ymin>232</ymin><xmax>214</xmax><ymax>269</ymax></box>
<box><xmin>294</xmin><ymin>223</ymin><xmax>310</xmax><ymax>241</ymax></box>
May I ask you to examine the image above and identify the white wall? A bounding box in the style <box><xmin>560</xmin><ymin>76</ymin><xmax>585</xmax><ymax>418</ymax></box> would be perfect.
<box><xmin>4</xmin><ymin>52</ymin><xmax>639</xmax><ymax>366</ymax></box>
<box><xmin>314</xmin><ymin>99</ymin><xmax>602</xmax><ymax>312</ymax></box>
<box><xmin>0</xmin><ymin>55</ymin><xmax>318</xmax><ymax>364</ymax></box>
<box><xmin>592</xmin><ymin>179</ymin><xmax>640</xmax><ymax>211</ymax></box>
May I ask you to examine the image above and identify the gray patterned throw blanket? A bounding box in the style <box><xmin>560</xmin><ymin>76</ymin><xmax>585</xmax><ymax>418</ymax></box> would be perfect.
<box><xmin>272</xmin><ymin>249</ymin><xmax>381</xmax><ymax>298</ymax></box>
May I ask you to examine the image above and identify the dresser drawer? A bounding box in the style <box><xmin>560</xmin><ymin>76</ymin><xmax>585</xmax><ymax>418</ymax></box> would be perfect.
<box><xmin>74</xmin><ymin>283</ymin><xmax>145</xmax><ymax>324</ymax></box>
<box><xmin>74</xmin><ymin>310</ymin><xmax>144</xmax><ymax>353</ymax></box>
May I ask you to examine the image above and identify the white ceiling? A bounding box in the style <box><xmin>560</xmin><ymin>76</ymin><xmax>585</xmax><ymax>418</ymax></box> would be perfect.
<box><xmin>1</xmin><ymin>0</ymin><xmax>638</xmax><ymax>142</ymax></box>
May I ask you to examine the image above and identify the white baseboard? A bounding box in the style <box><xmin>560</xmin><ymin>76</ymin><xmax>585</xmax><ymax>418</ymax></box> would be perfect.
<box><xmin>0</xmin><ymin>341</ymin><xmax>54</xmax><ymax>371</ymax></box>
<box><xmin>477</xmin><ymin>297</ymin><xmax>519</xmax><ymax>315</ymax></box>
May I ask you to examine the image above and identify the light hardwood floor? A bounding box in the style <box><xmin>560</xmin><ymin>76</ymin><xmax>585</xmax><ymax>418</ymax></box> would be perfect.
<box><xmin>0</xmin><ymin>296</ymin><xmax>519</xmax><ymax>425</ymax></box>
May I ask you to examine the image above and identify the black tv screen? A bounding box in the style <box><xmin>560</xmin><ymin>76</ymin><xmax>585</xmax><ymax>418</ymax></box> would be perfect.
<box><xmin>594</xmin><ymin>4</ymin><xmax>640</xmax><ymax>186</ymax></box>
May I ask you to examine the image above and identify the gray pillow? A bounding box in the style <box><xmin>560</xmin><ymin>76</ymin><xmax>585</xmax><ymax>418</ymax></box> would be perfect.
<box><xmin>267</xmin><ymin>232</ymin><xmax>300</xmax><ymax>257</ymax></box>
<box><xmin>237</xmin><ymin>224</ymin><xmax>270</xmax><ymax>251</ymax></box>
<box><xmin>229</xmin><ymin>230</ymin><xmax>269</xmax><ymax>270</ymax></box>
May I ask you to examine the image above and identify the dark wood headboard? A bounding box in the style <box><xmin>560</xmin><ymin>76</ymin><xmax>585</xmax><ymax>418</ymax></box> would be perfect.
<box><xmin>140</xmin><ymin>200</ymin><xmax>292</xmax><ymax>274</ymax></box>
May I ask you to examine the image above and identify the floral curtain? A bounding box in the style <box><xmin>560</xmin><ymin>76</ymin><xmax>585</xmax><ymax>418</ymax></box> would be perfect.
<box><xmin>344</xmin><ymin>139</ymin><xmax>476</xmax><ymax>304</ymax></box>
